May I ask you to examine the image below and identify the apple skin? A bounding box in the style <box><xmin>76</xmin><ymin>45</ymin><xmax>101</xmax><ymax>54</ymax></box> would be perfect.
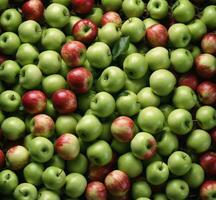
<box><xmin>195</xmin><ymin>53</ymin><xmax>216</xmax><ymax>79</ymax></box>
<box><xmin>67</xmin><ymin>67</ymin><xmax>93</xmax><ymax>94</ymax></box>
<box><xmin>0</xmin><ymin>54</ymin><xmax>7</xmax><ymax>65</ymax></box>
<box><xmin>201</xmin><ymin>5</ymin><xmax>216</xmax><ymax>30</ymax></box>
<box><xmin>13</xmin><ymin>183</ymin><xmax>38</xmax><ymax>200</ymax></box>
<box><xmin>105</xmin><ymin>170</ymin><xmax>130</xmax><ymax>197</ymax></box>
<box><xmin>131</xmin><ymin>180</ymin><xmax>151</xmax><ymax>199</ymax></box>
<box><xmin>146</xmin><ymin>24</ymin><xmax>168</xmax><ymax>47</ymax></box>
<box><xmin>72</xmin><ymin>19</ymin><xmax>98</xmax><ymax>44</ymax></box>
<box><xmin>101</xmin><ymin>11</ymin><xmax>122</xmax><ymax>26</ymax></box>
<box><xmin>71</xmin><ymin>0</ymin><xmax>94</xmax><ymax>14</ymax></box>
<box><xmin>201</xmin><ymin>33</ymin><xmax>216</xmax><ymax>55</ymax></box>
<box><xmin>122</xmin><ymin>0</ymin><xmax>145</xmax><ymax>18</ymax></box>
<box><xmin>6</xmin><ymin>145</ymin><xmax>30</xmax><ymax>171</ymax></box>
<box><xmin>61</xmin><ymin>41</ymin><xmax>86</xmax><ymax>67</ymax></box>
<box><xmin>131</xmin><ymin>132</ymin><xmax>157</xmax><ymax>160</ymax></box>
<box><xmin>55</xmin><ymin>133</ymin><xmax>80</xmax><ymax>160</ymax></box>
<box><xmin>21</xmin><ymin>0</ymin><xmax>44</xmax><ymax>22</ymax></box>
<box><xmin>51</xmin><ymin>89</ymin><xmax>77</xmax><ymax>114</ymax></box>
<box><xmin>85</xmin><ymin>181</ymin><xmax>107</xmax><ymax>200</ymax></box>
<box><xmin>200</xmin><ymin>180</ymin><xmax>216</xmax><ymax>200</ymax></box>
<box><xmin>0</xmin><ymin>150</ymin><xmax>5</xmax><ymax>168</ymax></box>
<box><xmin>178</xmin><ymin>72</ymin><xmax>199</xmax><ymax>90</ymax></box>
<box><xmin>64</xmin><ymin>15</ymin><xmax>81</xmax><ymax>35</ymax></box>
<box><xmin>86</xmin><ymin>7</ymin><xmax>103</xmax><ymax>26</ymax></box>
<box><xmin>197</xmin><ymin>81</ymin><xmax>216</xmax><ymax>106</ymax></box>
<box><xmin>200</xmin><ymin>152</ymin><xmax>216</xmax><ymax>176</ymax></box>
<box><xmin>211</xmin><ymin>128</ymin><xmax>216</xmax><ymax>145</ymax></box>
<box><xmin>147</xmin><ymin>0</ymin><xmax>168</xmax><ymax>20</ymax></box>
<box><xmin>37</xmin><ymin>189</ymin><xmax>60</xmax><ymax>200</ymax></box>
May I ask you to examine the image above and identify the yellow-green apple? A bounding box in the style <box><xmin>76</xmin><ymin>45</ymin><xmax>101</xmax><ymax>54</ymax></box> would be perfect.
<box><xmin>13</xmin><ymin>183</ymin><xmax>37</xmax><ymax>200</ymax></box>
<box><xmin>147</xmin><ymin>0</ymin><xmax>168</xmax><ymax>19</ymax></box>
<box><xmin>122</xmin><ymin>0</ymin><xmax>145</xmax><ymax>18</ymax></box>
<box><xmin>131</xmin><ymin>180</ymin><xmax>151</xmax><ymax>199</ymax></box>
<box><xmin>87</xmin><ymin>7</ymin><xmax>103</xmax><ymax>26</ymax></box>
<box><xmin>200</xmin><ymin>5</ymin><xmax>216</xmax><ymax>30</ymax></box>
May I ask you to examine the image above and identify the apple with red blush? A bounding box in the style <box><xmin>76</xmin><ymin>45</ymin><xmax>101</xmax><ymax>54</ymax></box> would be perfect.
<box><xmin>200</xmin><ymin>152</ymin><xmax>216</xmax><ymax>176</ymax></box>
<box><xmin>201</xmin><ymin>33</ymin><xmax>216</xmax><ymax>56</ymax></box>
<box><xmin>200</xmin><ymin>180</ymin><xmax>216</xmax><ymax>200</ymax></box>
<box><xmin>101</xmin><ymin>11</ymin><xmax>122</xmax><ymax>26</ymax></box>
<box><xmin>0</xmin><ymin>149</ymin><xmax>5</xmax><ymax>168</ymax></box>
<box><xmin>178</xmin><ymin>72</ymin><xmax>199</xmax><ymax>90</ymax></box>
<box><xmin>85</xmin><ymin>181</ymin><xmax>107</xmax><ymax>200</ymax></box>
<box><xmin>71</xmin><ymin>0</ymin><xmax>94</xmax><ymax>14</ymax></box>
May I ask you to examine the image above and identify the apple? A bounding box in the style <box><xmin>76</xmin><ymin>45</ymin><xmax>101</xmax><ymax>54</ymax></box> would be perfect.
<box><xmin>201</xmin><ymin>33</ymin><xmax>216</xmax><ymax>55</ymax></box>
<box><xmin>46</xmin><ymin>154</ymin><xmax>65</xmax><ymax>170</ymax></box>
<box><xmin>44</xmin><ymin>99</ymin><xmax>57</xmax><ymax>118</ymax></box>
<box><xmin>87</xmin><ymin>7</ymin><xmax>103</xmax><ymax>26</ymax></box>
<box><xmin>147</xmin><ymin>0</ymin><xmax>168</xmax><ymax>19</ymax></box>
<box><xmin>0</xmin><ymin>0</ymin><xmax>8</xmax><ymax>11</ymax></box>
<box><xmin>153</xmin><ymin>194</ymin><xmax>167</xmax><ymax>200</ymax></box>
<box><xmin>195</xmin><ymin>53</ymin><xmax>216</xmax><ymax>79</ymax></box>
<box><xmin>101</xmin><ymin>0</ymin><xmax>122</xmax><ymax>11</ymax></box>
<box><xmin>72</xmin><ymin>19</ymin><xmax>98</xmax><ymax>44</ymax></box>
<box><xmin>131</xmin><ymin>180</ymin><xmax>151</xmax><ymax>199</ymax></box>
<box><xmin>64</xmin><ymin>15</ymin><xmax>81</xmax><ymax>35</ymax></box>
<box><xmin>101</xmin><ymin>11</ymin><xmax>122</xmax><ymax>26</ymax></box>
<box><xmin>6</xmin><ymin>145</ymin><xmax>29</xmax><ymax>171</ymax></box>
<box><xmin>187</xmin><ymin>44</ymin><xmax>201</xmax><ymax>58</ymax></box>
<box><xmin>13</xmin><ymin>183</ymin><xmax>37</xmax><ymax>200</ymax></box>
<box><xmin>38</xmin><ymin>189</ymin><xmax>60</xmax><ymax>200</ymax></box>
<box><xmin>61</xmin><ymin>41</ymin><xmax>86</xmax><ymax>67</ymax></box>
<box><xmin>105</xmin><ymin>170</ymin><xmax>130</xmax><ymax>197</ymax></box>
<box><xmin>21</xmin><ymin>0</ymin><xmax>44</xmax><ymax>22</ymax></box>
<box><xmin>122</xmin><ymin>0</ymin><xmax>145</xmax><ymax>18</ymax></box>
<box><xmin>131</xmin><ymin>132</ymin><xmax>157</xmax><ymax>160</ymax></box>
<box><xmin>197</xmin><ymin>81</ymin><xmax>216</xmax><ymax>106</ymax></box>
<box><xmin>51</xmin><ymin>0</ymin><xmax>70</xmax><ymax>6</ymax></box>
<box><xmin>200</xmin><ymin>180</ymin><xmax>216</xmax><ymax>200</ymax></box>
<box><xmin>71</xmin><ymin>0</ymin><xmax>94</xmax><ymax>14</ymax></box>
<box><xmin>201</xmin><ymin>5</ymin><xmax>216</xmax><ymax>30</ymax></box>
<box><xmin>67</xmin><ymin>67</ymin><xmax>93</xmax><ymax>94</ymax></box>
<box><xmin>211</xmin><ymin>128</ymin><xmax>216</xmax><ymax>145</ymax></box>
<box><xmin>200</xmin><ymin>152</ymin><xmax>216</xmax><ymax>176</ymax></box>
<box><xmin>143</xmin><ymin>18</ymin><xmax>158</xmax><ymax>29</ymax></box>
<box><xmin>85</xmin><ymin>181</ymin><xmax>107</xmax><ymax>200</ymax></box>
<box><xmin>178</xmin><ymin>72</ymin><xmax>199</xmax><ymax>90</ymax></box>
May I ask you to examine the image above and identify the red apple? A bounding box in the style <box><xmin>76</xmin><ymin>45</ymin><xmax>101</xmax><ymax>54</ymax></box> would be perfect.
<box><xmin>67</xmin><ymin>67</ymin><xmax>93</xmax><ymax>94</ymax></box>
<box><xmin>51</xmin><ymin>89</ymin><xmax>77</xmax><ymax>114</ymax></box>
<box><xmin>146</xmin><ymin>24</ymin><xmax>168</xmax><ymax>47</ymax></box>
<box><xmin>210</xmin><ymin>128</ymin><xmax>216</xmax><ymax>145</ymax></box>
<box><xmin>61</xmin><ymin>41</ymin><xmax>86</xmax><ymax>67</ymax></box>
<box><xmin>30</xmin><ymin>114</ymin><xmax>55</xmax><ymax>138</ymax></box>
<box><xmin>21</xmin><ymin>0</ymin><xmax>44</xmax><ymax>22</ymax></box>
<box><xmin>72</xmin><ymin>19</ymin><xmax>98</xmax><ymax>44</ymax></box>
<box><xmin>71</xmin><ymin>0</ymin><xmax>94</xmax><ymax>14</ymax></box>
<box><xmin>200</xmin><ymin>180</ymin><xmax>216</xmax><ymax>200</ymax></box>
<box><xmin>195</xmin><ymin>53</ymin><xmax>216</xmax><ymax>79</ymax></box>
<box><xmin>55</xmin><ymin>133</ymin><xmax>80</xmax><ymax>160</ymax></box>
<box><xmin>105</xmin><ymin>170</ymin><xmax>130</xmax><ymax>197</ymax></box>
<box><xmin>111</xmin><ymin>116</ymin><xmax>135</xmax><ymax>143</ymax></box>
<box><xmin>0</xmin><ymin>54</ymin><xmax>7</xmax><ymax>64</ymax></box>
<box><xmin>22</xmin><ymin>90</ymin><xmax>47</xmax><ymax>114</ymax></box>
<box><xmin>101</xmin><ymin>11</ymin><xmax>122</xmax><ymax>26</ymax></box>
<box><xmin>200</xmin><ymin>152</ymin><xmax>216</xmax><ymax>176</ymax></box>
<box><xmin>197</xmin><ymin>81</ymin><xmax>216</xmax><ymax>105</ymax></box>
<box><xmin>85</xmin><ymin>181</ymin><xmax>107</xmax><ymax>200</ymax></box>
<box><xmin>178</xmin><ymin>72</ymin><xmax>199</xmax><ymax>90</ymax></box>
<box><xmin>201</xmin><ymin>33</ymin><xmax>216</xmax><ymax>56</ymax></box>
<box><xmin>0</xmin><ymin>149</ymin><xmax>5</xmax><ymax>168</ymax></box>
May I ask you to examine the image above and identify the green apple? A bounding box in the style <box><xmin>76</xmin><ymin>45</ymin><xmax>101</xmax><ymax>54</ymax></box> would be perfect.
<box><xmin>183</xmin><ymin>163</ymin><xmax>204</xmax><ymax>188</ymax></box>
<box><xmin>0</xmin><ymin>110</ymin><xmax>5</xmax><ymax>126</ymax></box>
<box><xmin>16</xmin><ymin>43</ymin><xmax>39</xmax><ymax>66</ymax></box>
<box><xmin>42</xmin><ymin>166</ymin><xmax>66</xmax><ymax>191</ymax></box>
<box><xmin>38</xmin><ymin>189</ymin><xmax>60</xmax><ymax>200</ymax></box>
<box><xmin>143</xmin><ymin>18</ymin><xmax>158</xmax><ymax>29</ymax></box>
<box><xmin>172</xmin><ymin>86</ymin><xmax>197</xmax><ymax>110</ymax></box>
<box><xmin>65</xmin><ymin>173</ymin><xmax>87</xmax><ymax>198</ymax></box>
<box><xmin>86</xmin><ymin>7</ymin><xmax>103</xmax><ymax>26</ymax></box>
<box><xmin>122</xmin><ymin>0</ymin><xmax>145</xmax><ymax>18</ymax></box>
<box><xmin>41</xmin><ymin>28</ymin><xmax>66</xmax><ymax>51</ymax></box>
<box><xmin>46</xmin><ymin>155</ymin><xmax>65</xmax><ymax>169</ymax></box>
<box><xmin>168</xmin><ymin>151</ymin><xmax>192</xmax><ymax>176</ymax></box>
<box><xmin>116</xmin><ymin>90</ymin><xmax>140</xmax><ymax>116</ymax></box>
<box><xmin>187</xmin><ymin>19</ymin><xmax>207</xmax><ymax>41</ymax></box>
<box><xmin>159</xmin><ymin>104</ymin><xmax>175</xmax><ymax>120</ymax></box>
<box><xmin>147</xmin><ymin>0</ymin><xmax>168</xmax><ymax>19</ymax></box>
<box><xmin>168</xmin><ymin>23</ymin><xmax>191</xmax><ymax>48</ymax></box>
<box><xmin>66</xmin><ymin>153</ymin><xmax>88</xmax><ymax>174</ymax></box>
<box><xmin>132</xmin><ymin>180</ymin><xmax>151</xmax><ymax>199</ymax></box>
<box><xmin>98</xmin><ymin>23</ymin><xmax>121</xmax><ymax>46</ymax></box>
<box><xmin>86</xmin><ymin>42</ymin><xmax>112</xmax><ymax>69</ymax></box>
<box><xmin>18</xmin><ymin>20</ymin><xmax>42</xmax><ymax>44</ymax></box>
<box><xmin>64</xmin><ymin>16</ymin><xmax>81</xmax><ymax>35</ymax></box>
<box><xmin>168</xmin><ymin>109</ymin><xmax>193</xmax><ymax>135</ymax></box>
<box><xmin>78</xmin><ymin>90</ymin><xmax>96</xmax><ymax>112</ymax></box>
<box><xmin>0</xmin><ymin>90</ymin><xmax>21</xmax><ymax>112</ymax></box>
<box><xmin>76</xmin><ymin>114</ymin><xmax>102</xmax><ymax>142</ymax></box>
<box><xmin>45</xmin><ymin>99</ymin><xmax>57</xmax><ymax>118</ymax></box>
<box><xmin>13</xmin><ymin>183</ymin><xmax>37</xmax><ymax>200</ymax></box>
<box><xmin>99</xmin><ymin>66</ymin><xmax>126</xmax><ymax>93</ymax></box>
<box><xmin>118</xmin><ymin>152</ymin><xmax>143</xmax><ymax>178</ymax></box>
<box><xmin>90</xmin><ymin>91</ymin><xmax>115</xmax><ymax>118</ymax></box>
<box><xmin>101</xmin><ymin>0</ymin><xmax>122</xmax><ymax>11</ymax></box>
<box><xmin>0</xmin><ymin>8</ymin><xmax>22</xmax><ymax>32</ymax></box>
<box><xmin>123</xmin><ymin>53</ymin><xmax>148</xmax><ymax>79</ymax></box>
<box><xmin>201</xmin><ymin>5</ymin><xmax>216</xmax><ymax>30</ymax></box>
<box><xmin>172</xmin><ymin>0</ymin><xmax>195</xmax><ymax>23</ymax></box>
<box><xmin>111</xmin><ymin>139</ymin><xmax>130</xmax><ymax>154</ymax></box>
<box><xmin>150</xmin><ymin>69</ymin><xmax>176</xmax><ymax>96</ymax></box>
<box><xmin>51</xmin><ymin>0</ymin><xmax>70</xmax><ymax>6</ymax></box>
<box><xmin>137</xmin><ymin>106</ymin><xmax>165</xmax><ymax>134</ymax></box>
<box><xmin>1</xmin><ymin>117</ymin><xmax>25</xmax><ymax>140</ymax></box>
<box><xmin>24</xmin><ymin>162</ymin><xmax>44</xmax><ymax>186</ymax></box>
<box><xmin>87</xmin><ymin>140</ymin><xmax>112</xmax><ymax>166</ymax></box>
<box><xmin>146</xmin><ymin>161</ymin><xmax>169</xmax><ymax>185</ymax></box>
<box><xmin>170</xmin><ymin>48</ymin><xmax>193</xmax><ymax>73</ymax></box>
<box><xmin>125</xmin><ymin>76</ymin><xmax>147</xmax><ymax>94</ymax></box>
<box><xmin>0</xmin><ymin>0</ymin><xmax>8</xmax><ymax>11</ymax></box>
<box><xmin>145</xmin><ymin>47</ymin><xmax>170</xmax><ymax>71</ymax></box>
<box><xmin>28</xmin><ymin>137</ymin><xmax>54</xmax><ymax>163</ymax></box>
<box><xmin>186</xmin><ymin>44</ymin><xmax>201</xmax><ymax>59</ymax></box>
<box><xmin>137</xmin><ymin>87</ymin><xmax>160</xmax><ymax>108</ymax></box>
<box><xmin>196</xmin><ymin>106</ymin><xmax>216</xmax><ymax>130</ymax></box>
<box><xmin>0</xmin><ymin>170</ymin><xmax>18</xmax><ymax>195</ymax></box>
<box><xmin>143</xmin><ymin>153</ymin><xmax>163</xmax><ymax>168</ymax></box>
<box><xmin>153</xmin><ymin>193</ymin><xmax>168</xmax><ymax>200</ymax></box>
<box><xmin>0</xmin><ymin>32</ymin><xmax>21</xmax><ymax>55</ymax></box>
<box><xmin>44</xmin><ymin>3</ymin><xmax>69</xmax><ymax>28</ymax></box>
<box><xmin>187</xmin><ymin>129</ymin><xmax>211</xmax><ymax>153</ymax></box>
<box><xmin>0</xmin><ymin>60</ymin><xmax>20</xmax><ymax>84</ymax></box>
<box><xmin>42</xmin><ymin>74</ymin><xmax>66</xmax><ymax>96</ymax></box>
<box><xmin>166</xmin><ymin>179</ymin><xmax>189</xmax><ymax>200</ymax></box>
<box><xmin>99</xmin><ymin>120</ymin><xmax>112</xmax><ymax>142</ymax></box>
<box><xmin>121</xmin><ymin>17</ymin><xmax>146</xmax><ymax>43</ymax></box>
<box><xmin>38</xmin><ymin>50</ymin><xmax>61</xmax><ymax>75</ymax></box>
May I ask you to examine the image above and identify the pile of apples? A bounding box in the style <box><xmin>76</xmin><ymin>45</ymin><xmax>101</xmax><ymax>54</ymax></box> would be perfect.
<box><xmin>0</xmin><ymin>0</ymin><xmax>215</xmax><ymax>199</ymax></box>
